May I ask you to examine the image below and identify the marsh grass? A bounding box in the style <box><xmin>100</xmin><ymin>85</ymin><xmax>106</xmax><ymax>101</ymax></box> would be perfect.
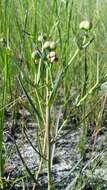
<box><xmin>0</xmin><ymin>0</ymin><xmax>107</xmax><ymax>189</ymax></box>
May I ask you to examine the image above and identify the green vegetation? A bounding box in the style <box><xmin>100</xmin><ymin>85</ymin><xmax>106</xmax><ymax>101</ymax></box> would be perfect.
<box><xmin>0</xmin><ymin>0</ymin><xmax>107</xmax><ymax>189</ymax></box>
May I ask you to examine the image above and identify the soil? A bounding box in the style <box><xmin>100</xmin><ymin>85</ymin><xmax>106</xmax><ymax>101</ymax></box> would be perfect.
<box><xmin>3</xmin><ymin>108</ymin><xmax>107</xmax><ymax>190</ymax></box>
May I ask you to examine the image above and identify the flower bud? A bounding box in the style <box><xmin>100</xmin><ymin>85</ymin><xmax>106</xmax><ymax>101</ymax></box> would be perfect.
<box><xmin>79</xmin><ymin>20</ymin><xmax>92</xmax><ymax>30</ymax></box>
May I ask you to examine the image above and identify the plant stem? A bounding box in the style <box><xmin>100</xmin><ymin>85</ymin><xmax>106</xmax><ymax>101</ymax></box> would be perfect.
<box><xmin>36</xmin><ymin>63</ymin><xmax>52</xmax><ymax>189</ymax></box>
<box><xmin>82</xmin><ymin>47</ymin><xmax>88</xmax><ymax>157</ymax></box>
<box><xmin>0</xmin><ymin>54</ymin><xmax>8</xmax><ymax>178</ymax></box>
<box><xmin>46</xmin><ymin>64</ymin><xmax>51</xmax><ymax>190</ymax></box>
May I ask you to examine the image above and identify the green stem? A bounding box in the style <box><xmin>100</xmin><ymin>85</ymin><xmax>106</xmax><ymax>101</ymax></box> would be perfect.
<box><xmin>0</xmin><ymin>54</ymin><xmax>8</xmax><ymax>177</ymax></box>
<box><xmin>46</xmin><ymin>64</ymin><xmax>51</xmax><ymax>190</ymax></box>
<box><xmin>81</xmin><ymin>48</ymin><xmax>88</xmax><ymax>157</ymax></box>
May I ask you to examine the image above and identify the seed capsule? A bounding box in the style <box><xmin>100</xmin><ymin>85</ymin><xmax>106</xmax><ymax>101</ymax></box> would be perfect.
<box><xmin>38</xmin><ymin>33</ymin><xmax>46</xmax><ymax>42</ymax></box>
<box><xmin>32</xmin><ymin>49</ymin><xmax>40</xmax><ymax>60</ymax></box>
<box><xmin>43</xmin><ymin>41</ymin><xmax>50</xmax><ymax>49</ymax></box>
<box><xmin>100</xmin><ymin>82</ymin><xmax>107</xmax><ymax>94</ymax></box>
<box><xmin>43</xmin><ymin>40</ymin><xmax>56</xmax><ymax>50</ymax></box>
<box><xmin>49</xmin><ymin>41</ymin><xmax>56</xmax><ymax>50</ymax></box>
<box><xmin>79</xmin><ymin>20</ymin><xmax>92</xmax><ymax>30</ymax></box>
<box><xmin>0</xmin><ymin>38</ymin><xmax>4</xmax><ymax>42</ymax></box>
<box><xmin>47</xmin><ymin>51</ymin><xmax>58</xmax><ymax>63</ymax></box>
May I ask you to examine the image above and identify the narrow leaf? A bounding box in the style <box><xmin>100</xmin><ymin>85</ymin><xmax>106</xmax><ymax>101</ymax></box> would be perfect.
<box><xmin>18</xmin><ymin>77</ymin><xmax>42</xmax><ymax>121</ymax></box>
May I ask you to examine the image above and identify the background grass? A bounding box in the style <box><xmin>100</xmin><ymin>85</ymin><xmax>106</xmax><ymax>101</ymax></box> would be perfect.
<box><xmin>0</xmin><ymin>0</ymin><xmax>107</xmax><ymax>189</ymax></box>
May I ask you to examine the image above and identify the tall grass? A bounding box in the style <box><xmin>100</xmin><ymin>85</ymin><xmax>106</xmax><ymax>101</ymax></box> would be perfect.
<box><xmin>0</xmin><ymin>0</ymin><xmax>107</xmax><ymax>189</ymax></box>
